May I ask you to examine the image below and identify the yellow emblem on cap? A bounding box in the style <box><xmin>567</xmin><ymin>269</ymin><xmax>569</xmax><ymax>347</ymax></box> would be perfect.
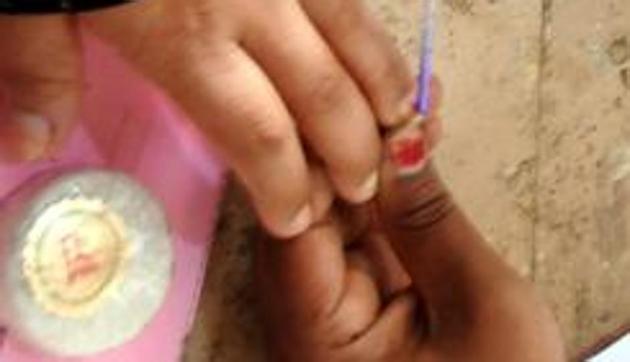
<box><xmin>22</xmin><ymin>198</ymin><xmax>129</xmax><ymax>318</ymax></box>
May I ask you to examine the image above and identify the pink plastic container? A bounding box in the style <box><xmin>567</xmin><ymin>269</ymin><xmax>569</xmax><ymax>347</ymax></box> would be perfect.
<box><xmin>0</xmin><ymin>31</ymin><xmax>225</xmax><ymax>361</ymax></box>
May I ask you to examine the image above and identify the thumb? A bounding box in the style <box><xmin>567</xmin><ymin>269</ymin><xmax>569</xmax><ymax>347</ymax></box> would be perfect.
<box><xmin>378</xmin><ymin>121</ymin><xmax>453</xmax><ymax>236</ymax></box>
<box><xmin>377</xmin><ymin>120</ymin><xmax>508</xmax><ymax>321</ymax></box>
<box><xmin>377</xmin><ymin>118</ymin><xmax>502</xmax><ymax>324</ymax></box>
<box><xmin>377</xmin><ymin>129</ymin><xmax>565</xmax><ymax>361</ymax></box>
<box><xmin>377</xmin><ymin>121</ymin><xmax>470</xmax><ymax>317</ymax></box>
<box><xmin>0</xmin><ymin>15</ymin><xmax>81</xmax><ymax>162</ymax></box>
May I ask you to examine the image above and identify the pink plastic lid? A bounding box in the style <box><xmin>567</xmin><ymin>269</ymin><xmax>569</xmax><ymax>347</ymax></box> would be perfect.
<box><xmin>0</xmin><ymin>30</ymin><xmax>225</xmax><ymax>361</ymax></box>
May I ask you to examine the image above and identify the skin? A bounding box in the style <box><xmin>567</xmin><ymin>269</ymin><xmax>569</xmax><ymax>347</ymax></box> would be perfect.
<box><xmin>0</xmin><ymin>4</ymin><xmax>565</xmax><ymax>359</ymax></box>
<box><xmin>257</xmin><ymin>111</ymin><xmax>566</xmax><ymax>361</ymax></box>
<box><xmin>0</xmin><ymin>0</ymin><xmax>416</xmax><ymax>238</ymax></box>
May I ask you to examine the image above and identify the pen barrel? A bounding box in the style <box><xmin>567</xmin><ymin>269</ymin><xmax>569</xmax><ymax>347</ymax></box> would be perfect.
<box><xmin>416</xmin><ymin>0</ymin><xmax>437</xmax><ymax>116</ymax></box>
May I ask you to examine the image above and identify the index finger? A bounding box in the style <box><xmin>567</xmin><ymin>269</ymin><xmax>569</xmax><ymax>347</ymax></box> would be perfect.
<box><xmin>256</xmin><ymin>210</ymin><xmax>384</xmax><ymax>345</ymax></box>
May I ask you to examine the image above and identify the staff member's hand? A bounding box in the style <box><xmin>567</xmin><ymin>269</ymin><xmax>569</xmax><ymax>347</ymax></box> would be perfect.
<box><xmin>0</xmin><ymin>0</ymin><xmax>416</xmax><ymax>237</ymax></box>
<box><xmin>256</xmin><ymin>114</ymin><xmax>565</xmax><ymax>361</ymax></box>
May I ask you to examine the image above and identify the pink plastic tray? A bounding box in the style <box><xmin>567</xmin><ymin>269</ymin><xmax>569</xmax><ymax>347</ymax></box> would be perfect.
<box><xmin>0</xmin><ymin>31</ymin><xmax>225</xmax><ymax>361</ymax></box>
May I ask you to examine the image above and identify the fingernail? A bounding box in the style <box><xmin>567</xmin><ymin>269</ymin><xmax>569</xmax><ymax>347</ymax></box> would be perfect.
<box><xmin>388</xmin><ymin>123</ymin><xmax>428</xmax><ymax>177</ymax></box>
<box><xmin>385</xmin><ymin>94</ymin><xmax>417</xmax><ymax>127</ymax></box>
<box><xmin>284</xmin><ymin>204</ymin><xmax>313</xmax><ymax>237</ymax></box>
<box><xmin>14</xmin><ymin>112</ymin><xmax>51</xmax><ymax>161</ymax></box>
<box><xmin>0</xmin><ymin>112</ymin><xmax>52</xmax><ymax>162</ymax></box>
<box><xmin>398</xmin><ymin>94</ymin><xmax>418</xmax><ymax>124</ymax></box>
<box><xmin>354</xmin><ymin>171</ymin><xmax>379</xmax><ymax>203</ymax></box>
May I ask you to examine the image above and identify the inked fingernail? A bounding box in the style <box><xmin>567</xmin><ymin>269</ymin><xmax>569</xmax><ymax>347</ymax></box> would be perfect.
<box><xmin>388</xmin><ymin>123</ymin><xmax>428</xmax><ymax>177</ymax></box>
<box><xmin>284</xmin><ymin>204</ymin><xmax>313</xmax><ymax>237</ymax></box>
<box><xmin>354</xmin><ymin>171</ymin><xmax>379</xmax><ymax>203</ymax></box>
<box><xmin>14</xmin><ymin>112</ymin><xmax>51</xmax><ymax>161</ymax></box>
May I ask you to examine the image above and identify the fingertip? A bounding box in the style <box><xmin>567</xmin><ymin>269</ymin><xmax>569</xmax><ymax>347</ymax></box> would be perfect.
<box><xmin>263</xmin><ymin>203</ymin><xmax>314</xmax><ymax>240</ymax></box>
<box><xmin>377</xmin><ymin>124</ymin><xmax>446</xmax><ymax>234</ymax></box>
<box><xmin>244</xmin><ymin>162</ymin><xmax>315</xmax><ymax>240</ymax></box>
<box><xmin>0</xmin><ymin>14</ymin><xmax>82</xmax><ymax>162</ymax></box>
<box><xmin>0</xmin><ymin>111</ymin><xmax>52</xmax><ymax>162</ymax></box>
<box><xmin>0</xmin><ymin>79</ymin><xmax>81</xmax><ymax>162</ymax></box>
<box><xmin>332</xmin><ymin>169</ymin><xmax>380</xmax><ymax>205</ymax></box>
<box><xmin>356</xmin><ymin>171</ymin><xmax>380</xmax><ymax>203</ymax></box>
<box><xmin>15</xmin><ymin>112</ymin><xmax>53</xmax><ymax>160</ymax></box>
<box><xmin>385</xmin><ymin>123</ymin><xmax>429</xmax><ymax>178</ymax></box>
<box><xmin>422</xmin><ymin>116</ymin><xmax>443</xmax><ymax>153</ymax></box>
<box><xmin>286</xmin><ymin>204</ymin><xmax>314</xmax><ymax>237</ymax></box>
<box><xmin>377</xmin><ymin>82</ymin><xmax>417</xmax><ymax>128</ymax></box>
<box><xmin>429</xmin><ymin>75</ymin><xmax>443</xmax><ymax>116</ymax></box>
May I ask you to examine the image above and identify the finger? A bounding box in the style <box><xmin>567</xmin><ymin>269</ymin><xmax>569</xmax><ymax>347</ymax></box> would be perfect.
<box><xmin>362</xmin><ymin>234</ymin><xmax>411</xmax><ymax>299</ymax></box>
<box><xmin>383</xmin><ymin>76</ymin><xmax>442</xmax><ymax>176</ymax></box>
<box><xmin>299</xmin><ymin>0</ymin><xmax>416</xmax><ymax>127</ymax></box>
<box><xmin>158</xmin><ymin>43</ymin><xmax>313</xmax><ymax>238</ymax></box>
<box><xmin>309</xmin><ymin>165</ymin><xmax>335</xmax><ymax>225</ymax></box>
<box><xmin>422</xmin><ymin>115</ymin><xmax>442</xmax><ymax>153</ymax></box>
<box><xmin>0</xmin><ymin>15</ymin><xmax>81</xmax><ymax>162</ymax></box>
<box><xmin>412</xmin><ymin>75</ymin><xmax>442</xmax><ymax>122</ymax></box>
<box><xmin>82</xmin><ymin>5</ymin><xmax>314</xmax><ymax>238</ymax></box>
<box><xmin>327</xmin><ymin>203</ymin><xmax>412</xmax><ymax>300</ymax></box>
<box><xmin>257</xmin><ymin>219</ymin><xmax>346</xmax><ymax>331</ymax></box>
<box><xmin>427</xmin><ymin>77</ymin><xmax>444</xmax><ymax>147</ymax></box>
<box><xmin>257</xmin><ymin>215</ymin><xmax>381</xmax><ymax>344</ymax></box>
<box><xmin>344</xmin><ymin>293</ymin><xmax>423</xmax><ymax>359</ymax></box>
<box><xmin>241</xmin><ymin>1</ymin><xmax>381</xmax><ymax>203</ymax></box>
<box><xmin>426</xmin><ymin>76</ymin><xmax>443</xmax><ymax>117</ymax></box>
<box><xmin>333</xmin><ymin>250</ymin><xmax>382</xmax><ymax>342</ymax></box>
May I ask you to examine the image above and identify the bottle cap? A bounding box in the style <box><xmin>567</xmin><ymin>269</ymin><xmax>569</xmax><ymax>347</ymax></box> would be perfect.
<box><xmin>0</xmin><ymin>170</ymin><xmax>173</xmax><ymax>357</ymax></box>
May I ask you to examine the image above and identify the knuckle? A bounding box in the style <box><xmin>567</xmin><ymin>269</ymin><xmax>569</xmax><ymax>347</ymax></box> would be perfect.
<box><xmin>4</xmin><ymin>71</ymin><xmax>80</xmax><ymax>106</ymax></box>
<box><xmin>306</xmin><ymin>71</ymin><xmax>352</xmax><ymax>116</ymax></box>
<box><xmin>397</xmin><ymin>69</ymin><xmax>416</xmax><ymax>100</ymax></box>
<box><xmin>385</xmin><ymin>175</ymin><xmax>454</xmax><ymax>233</ymax></box>
<box><xmin>396</xmin><ymin>190</ymin><xmax>453</xmax><ymax>231</ymax></box>
<box><xmin>375</xmin><ymin>55</ymin><xmax>415</xmax><ymax>101</ymax></box>
<box><xmin>250</xmin><ymin>117</ymin><xmax>294</xmax><ymax>150</ymax></box>
<box><xmin>331</xmin><ymin>2</ymin><xmax>363</xmax><ymax>29</ymax></box>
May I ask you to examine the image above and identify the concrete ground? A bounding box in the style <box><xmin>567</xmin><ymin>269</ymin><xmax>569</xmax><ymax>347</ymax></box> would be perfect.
<box><xmin>184</xmin><ymin>0</ymin><xmax>630</xmax><ymax>360</ymax></box>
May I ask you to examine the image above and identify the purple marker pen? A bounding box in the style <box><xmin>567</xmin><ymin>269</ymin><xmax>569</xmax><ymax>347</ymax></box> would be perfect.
<box><xmin>415</xmin><ymin>0</ymin><xmax>437</xmax><ymax>117</ymax></box>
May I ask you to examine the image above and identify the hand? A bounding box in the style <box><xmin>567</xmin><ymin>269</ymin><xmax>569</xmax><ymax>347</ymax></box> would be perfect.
<box><xmin>0</xmin><ymin>0</ymin><xmax>416</xmax><ymax>238</ymax></box>
<box><xmin>256</xmin><ymin>115</ymin><xmax>565</xmax><ymax>361</ymax></box>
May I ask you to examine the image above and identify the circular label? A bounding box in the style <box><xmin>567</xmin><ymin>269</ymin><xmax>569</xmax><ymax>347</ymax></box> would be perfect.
<box><xmin>21</xmin><ymin>198</ymin><xmax>129</xmax><ymax>318</ymax></box>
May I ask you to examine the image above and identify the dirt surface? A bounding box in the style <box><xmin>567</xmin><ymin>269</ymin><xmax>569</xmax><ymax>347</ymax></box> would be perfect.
<box><xmin>184</xmin><ymin>1</ymin><xmax>630</xmax><ymax>360</ymax></box>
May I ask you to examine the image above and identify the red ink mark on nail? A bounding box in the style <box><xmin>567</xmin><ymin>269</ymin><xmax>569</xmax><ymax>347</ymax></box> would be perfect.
<box><xmin>389</xmin><ymin>129</ymin><xmax>427</xmax><ymax>176</ymax></box>
<box><xmin>61</xmin><ymin>234</ymin><xmax>100</xmax><ymax>285</ymax></box>
<box><xmin>393</xmin><ymin>137</ymin><xmax>425</xmax><ymax>167</ymax></box>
